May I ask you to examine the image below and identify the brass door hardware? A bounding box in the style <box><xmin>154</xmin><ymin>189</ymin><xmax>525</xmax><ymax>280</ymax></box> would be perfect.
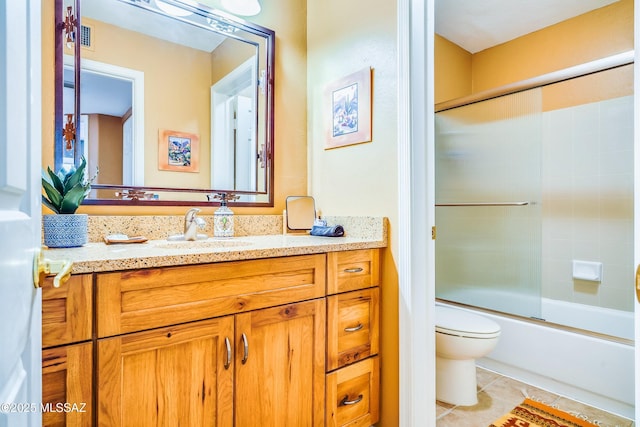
<box><xmin>33</xmin><ymin>247</ymin><xmax>73</xmax><ymax>288</ymax></box>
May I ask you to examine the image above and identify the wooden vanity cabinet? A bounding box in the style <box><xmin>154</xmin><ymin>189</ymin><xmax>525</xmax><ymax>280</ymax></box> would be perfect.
<box><xmin>95</xmin><ymin>254</ymin><xmax>327</xmax><ymax>427</ymax></box>
<box><xmin>41</xmin><ymin>249</ymin><xmax>381</xmax><ymax>427</ymax></box>
<box><xmin>96</xmin><ymin>300</ymin><xmax>326</xmax><ymax>427</ymax></box>
<box><xmin>326</xmin><ymin>249</ymin><xmax>381</xmax><ymax>427</ymax></box>
<box><xmin>41</xmin><ymin>274</ymin><xmax>93</xmax><ymax>427</ymax></box>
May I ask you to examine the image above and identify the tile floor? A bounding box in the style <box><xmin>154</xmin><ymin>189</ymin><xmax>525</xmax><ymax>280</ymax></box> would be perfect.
<box><xmin>436</xmin><ymin>367</ymin><xmax>635</xmax><ymax>427</ymax></box>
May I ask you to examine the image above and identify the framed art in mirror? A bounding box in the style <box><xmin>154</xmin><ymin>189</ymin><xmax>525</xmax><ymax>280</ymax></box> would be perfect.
<box><xmin>158</xmin><ymin>129</ymin><xmax>199</xmax><ymax>173</ymax></box>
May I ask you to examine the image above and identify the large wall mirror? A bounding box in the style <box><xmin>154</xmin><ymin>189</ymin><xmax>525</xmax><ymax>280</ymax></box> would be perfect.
<box><xmin>55</xmin><ymin>0</ymin><xmax>275</xmax><ymax>206</ymax></box>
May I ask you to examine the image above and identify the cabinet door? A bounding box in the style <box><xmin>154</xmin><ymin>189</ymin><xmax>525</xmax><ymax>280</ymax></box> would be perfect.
<box><xmin>97</xmin><ymin>317</ymin><xmax>234</xmax><ymax>427</ymax></box>
<box><xmin>235</xmin><ymin>299</ymin><xmax>326</xmax><ymax>427</ymax></box>
<box><xmin>42</xmin><ymin>274</ymin><xmax>92</xmax><ymax>348</ymax></box>
<box><xmin>42</xmin><ymin>342</ymin><xmax>93</xmax><ymax>427</ymax></box>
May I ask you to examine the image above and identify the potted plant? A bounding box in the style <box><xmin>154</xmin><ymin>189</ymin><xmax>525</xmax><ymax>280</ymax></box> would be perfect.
<box><xmin>42</xmin><ymin>157</ymin><xmax>97</xmax><ymax>248</ymax></box>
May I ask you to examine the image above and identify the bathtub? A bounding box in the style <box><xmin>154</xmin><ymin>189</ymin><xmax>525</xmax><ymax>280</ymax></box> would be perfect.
<box><xmin>436</xmin><ymin>298</ymin><xmax>635</xmax><ymax>419</ymax></box>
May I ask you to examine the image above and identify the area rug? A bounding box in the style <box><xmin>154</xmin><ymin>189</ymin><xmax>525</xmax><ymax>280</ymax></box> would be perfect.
<box><xmin>489</xmin><ymin>398</ymin><xmax>598</xmax><ymax>427</ymax></box>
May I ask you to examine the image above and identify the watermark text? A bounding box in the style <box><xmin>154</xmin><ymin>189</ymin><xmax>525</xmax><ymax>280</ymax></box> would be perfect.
<box><xmin>0</xmin><ymin>402</ymin><xmax>87</xmax><ymax>413</ymax></box>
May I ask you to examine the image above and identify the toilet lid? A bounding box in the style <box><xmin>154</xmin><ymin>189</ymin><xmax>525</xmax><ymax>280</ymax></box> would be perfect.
<box><xmin>435</xmin><ymin>305</ymin><xmax>501</xmax><ymax>338</ymax></box>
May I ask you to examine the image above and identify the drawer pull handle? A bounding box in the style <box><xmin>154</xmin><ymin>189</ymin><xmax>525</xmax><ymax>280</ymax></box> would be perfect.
<box><xmin>340</xmin><ymin>394</ymin><xmax>363</xmax><ymax>406</ymax></box>
<box><xmin>344</xmin><ymin>267</ymin><xmax>363</xmax><ymax>273</ymax></box>
<box><xmin>241</xmin><ymin>333</ymin><xmax>249</xmax><ymax>364</ymax></box>
<box><xmin>344</xmin><ymin>323</ymin><xmax>363</xmax><ymax>333</ymax></box>
<box><xmin>224</xmin><ymin>337</ymin><xmax>231</xmax><ymax>369</ymax></box>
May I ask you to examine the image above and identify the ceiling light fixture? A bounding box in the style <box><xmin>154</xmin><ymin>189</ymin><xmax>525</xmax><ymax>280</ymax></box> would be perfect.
<box><xmin>155</xmin><ymin>0</ymin><xmax>194</xmax><ymax>17</ymax></box>
<box><xmin>221</xmin><ymin>0</ymin><xmax>261</xmax><ymax>16</ymax></box>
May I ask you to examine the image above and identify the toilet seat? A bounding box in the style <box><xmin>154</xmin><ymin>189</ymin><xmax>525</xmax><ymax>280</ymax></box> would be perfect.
<box><xmin>435</xmin><ymin>305</ymin><xmax>501</xmax><ymax>339</ymax></box>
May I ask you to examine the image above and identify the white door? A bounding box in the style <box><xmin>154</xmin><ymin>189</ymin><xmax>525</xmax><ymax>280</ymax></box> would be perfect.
<box><xmin>235</xmin><ymin>95</ymin><xmax>256</xmax><ymax>191</ymax></box>
<box><xmin>635</xmin><ymin>1</ymin><xmax>640</xmax><ymax>423</ymax></box>
<box><xmin>0</xmin><ymin>0</ymin><xmax>42</xmax><ymax>426</ymax></box>
<box><xmin>398</xmin><ymin>0</ymin><xmax>436</xmax><ymax>425</ymax></box>
<box><xmin>122</xmin><ymin>114</ymin><xmax>134</xmax><ymax>185</ymax></box>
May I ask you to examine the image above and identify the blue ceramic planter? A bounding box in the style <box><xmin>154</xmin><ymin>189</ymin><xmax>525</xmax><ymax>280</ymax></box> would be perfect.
<box><xmin>43</xmin><ymin>214</ymin><xmax>88</xmax><ymax>248</ymax></box>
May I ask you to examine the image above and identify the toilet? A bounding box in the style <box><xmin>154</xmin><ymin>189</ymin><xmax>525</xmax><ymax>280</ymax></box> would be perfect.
<box><xmin>435</xmin><ymin>305</ymin><xmax>501</xmax><ymax>406</ymax></box>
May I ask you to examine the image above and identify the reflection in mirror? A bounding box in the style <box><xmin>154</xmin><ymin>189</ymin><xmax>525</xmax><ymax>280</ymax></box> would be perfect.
<box><xmin>56</xmin><ymin>0</ymin><xmax>81</xmax><ymax>173</ymax></box>
<box><xmin>55</xmin><ymin>0</ymin><xmax>275</xmax><ymax>206</ymax></box>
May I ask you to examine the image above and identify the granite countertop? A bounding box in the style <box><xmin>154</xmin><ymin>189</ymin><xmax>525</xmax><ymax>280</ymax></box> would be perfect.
<box><xmin>44</xmin><ymin>228</ymin><xmax>387</xmax><ymax>274</ymax></box>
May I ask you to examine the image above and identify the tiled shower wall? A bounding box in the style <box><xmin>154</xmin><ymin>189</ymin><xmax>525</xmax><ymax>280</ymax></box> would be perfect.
<box><xmin>542</xmin><ymin>95</ymin><xmax>634</xmax><ymax>312</ymax></box>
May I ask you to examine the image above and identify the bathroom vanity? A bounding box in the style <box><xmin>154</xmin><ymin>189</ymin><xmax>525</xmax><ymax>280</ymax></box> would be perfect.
<box><xmin>41</xmin><ymin>226</ymin><xmax>384</xmax><ymax>426</ymax></box>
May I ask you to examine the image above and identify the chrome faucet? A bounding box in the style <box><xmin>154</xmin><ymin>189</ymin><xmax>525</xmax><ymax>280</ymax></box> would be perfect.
<box><xmin>184</xmin><ymin>208</ymin><xmax>205</xmax><ymax>241</ymax></box>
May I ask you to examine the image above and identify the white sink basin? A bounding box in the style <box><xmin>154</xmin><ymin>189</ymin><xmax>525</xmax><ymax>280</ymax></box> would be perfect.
<box><xmin>154</xmin><ymin>239</ymin><xmax>252</xmax><ymax>250</ymax></box>
<box><xmin>166</xmin><ymin>233</ymin><xmax>208</xmax><ymax>241</ymax></box>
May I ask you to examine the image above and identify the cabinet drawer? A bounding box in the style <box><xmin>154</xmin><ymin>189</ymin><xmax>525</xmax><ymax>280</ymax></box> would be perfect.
<box><xmin>96</xmin><ymin>254</ymin><xmax>326</xmax><ymax>337</ymax></box>
<box><xmin>326</xmin><ymin>356</ymin><xmax>380</xmax><ymax>427</ymax></box>
<box><xmin>327</xmin><ymin>288</ymin><xmax>379</xmax><ymax>371</ymax></box>
<box><xmin>42</xmin><ymin>342</ymin><xmax>93</xmax><ymax>426</ymax></box>
<box><xmin>42</xmin><ymin>274</ymin><xmax>93</xmax><ymax>348</ymax></box>
<box><xmin>327</xmin><ymin>249</ymin><xmax>380</xmax><ymax>294</ymax></box>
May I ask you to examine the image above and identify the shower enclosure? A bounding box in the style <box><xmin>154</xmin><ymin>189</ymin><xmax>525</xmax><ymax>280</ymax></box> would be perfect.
<box><xmin>435</xmin><ymin>55</ymin><xmax>635</xmax><ymax>341</ymax></box>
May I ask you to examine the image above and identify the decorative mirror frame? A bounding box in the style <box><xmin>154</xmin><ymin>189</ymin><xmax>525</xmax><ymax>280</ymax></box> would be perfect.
<box><xmin>54</xmin><ymin>0</ymin><xmax>275</xmax><ymax>207</ymax></box>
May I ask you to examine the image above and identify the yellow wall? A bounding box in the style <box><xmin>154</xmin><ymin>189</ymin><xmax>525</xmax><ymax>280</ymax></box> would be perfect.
<box><xmin>307</xmin><ymin>0</ymin><xmax>399</xmax><ymax>424</ymax></box>
<box><xmin>210</xmin><ymin>38</ymin><xmax>256</xmax><ymax>84</ymax></box>
<box><xmin>434</xmin><ymin>34</ymin><xmax>471</xmax><ymax>104</ymax></box>
<box><xmin>542</xmin><ymin>64</ymin><xmax>633</xmax><ymax>111</ymax></box>
<box><xmin>434</xmin><ymin>0</ymin><xmax>633</xmax><ymax>103</ymax></box>
<box><xmin>435</xmin><ymin>0</ymin><xmax>633</xmax><ymax>107</ymax></box>
<box><xmin>89</xmin><ymin>114</ymin><xmax>123</xmax><ymax>184</ymax></box>
<box><xmin>42</xmin><ymin>0</ymin><xmax>307</xmax><ymax>215</ymax></box>
<box><xmin>473</xmin><ymin>0</ymin><xmax>633</xmax><ymax>93</ymax></box>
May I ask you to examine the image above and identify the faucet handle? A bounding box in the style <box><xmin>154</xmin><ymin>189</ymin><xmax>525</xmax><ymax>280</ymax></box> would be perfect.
<box><xmin>209</xmin><ymin>192</ymin><xmax>240</xmax><ymax>203</ymax></box>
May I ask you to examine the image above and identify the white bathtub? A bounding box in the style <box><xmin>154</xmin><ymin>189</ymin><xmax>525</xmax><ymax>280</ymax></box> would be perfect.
<box><xmin>438</xmin><ymin>289</ymin><xmax>634</xmax><ymax>340</ymax></box>
<box><xmin>436</xmin><ymin>299</ymin><xmax>635</xmax><ymax>419</ymax></box>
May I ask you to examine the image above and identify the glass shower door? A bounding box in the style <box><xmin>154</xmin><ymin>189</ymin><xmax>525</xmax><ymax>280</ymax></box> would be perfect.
<box><xmin>435</xmin><ymin>89</ymin><xmax>543</xmax><ymax>319</ymax></box>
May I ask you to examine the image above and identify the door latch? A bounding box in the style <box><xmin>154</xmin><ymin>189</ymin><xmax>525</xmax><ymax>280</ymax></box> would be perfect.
<box><xmin>33</xmin><ymin>247</ymin><xmax>73</xmax><ymax>288</ymax></box>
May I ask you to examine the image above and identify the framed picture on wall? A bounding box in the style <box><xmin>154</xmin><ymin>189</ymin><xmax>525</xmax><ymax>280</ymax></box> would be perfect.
<box><xmin>158</xmin><ymin>129</ymin><xmax>200</xmax><ymax>172</ymax></box>
<box><xmin>324</xmin><ymin>67</ymin><xmax>373</xmax><ymax>150</ymax></box>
